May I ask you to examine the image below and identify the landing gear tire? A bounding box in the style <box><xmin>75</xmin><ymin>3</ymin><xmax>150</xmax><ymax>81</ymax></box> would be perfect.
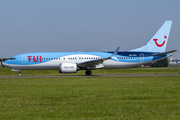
<box><xmin>85</xmin><ymin>70</ymin><xmax>92</xmax><ymax>76</ymax></box>
<box><xmin>18</xmin><ymin>73</ymin><xmax>22</xmax><ymax>76</ymax></box>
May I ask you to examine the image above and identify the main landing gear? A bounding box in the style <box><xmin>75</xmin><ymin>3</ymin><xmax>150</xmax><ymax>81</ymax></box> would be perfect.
<box><xmin>85</xmin><ymin>70</ymin><xmax>92</xmax><ymax>75</ymax></box>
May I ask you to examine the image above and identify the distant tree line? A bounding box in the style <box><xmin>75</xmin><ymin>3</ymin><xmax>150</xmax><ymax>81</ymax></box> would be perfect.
<box><xmin>151</xmin><ymin>58</ymin><xmax>168</xmax><ymax>67</ymax></box>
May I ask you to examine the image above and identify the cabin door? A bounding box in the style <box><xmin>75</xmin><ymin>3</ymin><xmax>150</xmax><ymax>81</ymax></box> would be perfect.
<box><xmin>22</xmin><ymin>55</ymin><xmax>26</xmax><ymax>64</ymax></box>
<box><xmin>140</xmin><ymin>54</ymin><xmax>144</xmax><ymax>62</ymax></box>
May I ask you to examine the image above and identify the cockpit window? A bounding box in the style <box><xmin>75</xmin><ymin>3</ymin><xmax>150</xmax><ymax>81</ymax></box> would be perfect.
<box><xmin>10</xmin><ymin>58</ymin><xmax>16</xmax><ymax>60</ymax></box>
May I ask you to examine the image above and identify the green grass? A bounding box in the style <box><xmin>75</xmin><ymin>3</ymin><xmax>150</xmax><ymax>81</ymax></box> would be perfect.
<box><xmin>1</xmin><ymin>67</ymin><xmax>180</xmax><ymax>76</ymax></box>
<box><xmin>0</xmin><ymin>76</ymin><xmax>180</xmax><ymax>119</ymax></box>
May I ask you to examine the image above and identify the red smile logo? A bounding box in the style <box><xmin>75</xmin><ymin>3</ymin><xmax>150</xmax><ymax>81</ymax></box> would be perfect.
<box><xmin>153</xmin><ymin>36</ymin><xmax>167</xmax><ymax>47</ymax></box>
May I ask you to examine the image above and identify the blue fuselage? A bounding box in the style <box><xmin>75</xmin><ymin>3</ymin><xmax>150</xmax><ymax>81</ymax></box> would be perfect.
<box><xmin>3</xmin><ymin>51</ymin><xmax>169</xmax><ymax>70</ymax></box>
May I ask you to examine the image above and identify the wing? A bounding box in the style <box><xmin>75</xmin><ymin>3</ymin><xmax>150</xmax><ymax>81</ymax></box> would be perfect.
<box><xmin>77</xmin><ymin>47</ymin><xmax>120</xmax><ymax>69</ymax></box>
<box><xmin>78</xmin><ymin>57</ymin><xmax>111</xmax><ymax>68</ymax></box>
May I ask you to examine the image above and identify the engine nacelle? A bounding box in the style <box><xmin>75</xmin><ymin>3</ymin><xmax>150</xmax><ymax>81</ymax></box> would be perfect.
<box><xmin>59</xmin><ymin>63</ymin><xmax>77</xmax><ymax>73</ymax></box>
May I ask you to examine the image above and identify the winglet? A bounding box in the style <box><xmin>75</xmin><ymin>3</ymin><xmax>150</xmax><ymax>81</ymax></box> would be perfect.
<box><xmin>111</xmin><ymin>47</ymin><xmax>120</xmax><ymax>57</ymax></box>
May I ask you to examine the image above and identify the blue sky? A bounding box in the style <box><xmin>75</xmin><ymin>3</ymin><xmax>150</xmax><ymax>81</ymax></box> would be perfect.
<box><xmin>0</xmin><ymin>0</ymin><xmax>180</xmax><ymax>58</ymax></box>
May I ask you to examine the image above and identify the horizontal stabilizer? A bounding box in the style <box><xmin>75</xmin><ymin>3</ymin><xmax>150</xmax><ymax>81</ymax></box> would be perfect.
<box><xmin>153</xmin><ymin>50</ymin><xmax>177</xmax><ymax>56</ymax></box>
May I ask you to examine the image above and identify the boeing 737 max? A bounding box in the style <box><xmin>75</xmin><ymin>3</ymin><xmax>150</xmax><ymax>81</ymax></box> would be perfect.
<box><xmin>2</xmin><ymin>21</ymin><xmax>177</xmax><ymax>76</ymax></box>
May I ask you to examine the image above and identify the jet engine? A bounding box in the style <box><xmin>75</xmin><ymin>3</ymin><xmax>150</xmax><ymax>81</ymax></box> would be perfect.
<box><xmin>59</xmin><ymin>63</ymin><xmax>77</xmax><ymax>73</ymax></box>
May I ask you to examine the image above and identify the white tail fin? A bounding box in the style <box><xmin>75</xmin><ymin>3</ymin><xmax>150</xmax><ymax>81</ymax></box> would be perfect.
<box><xmin>131</xmin><ymin>21</ymin><xmax>172</xmax><ymax>52</ymax></box>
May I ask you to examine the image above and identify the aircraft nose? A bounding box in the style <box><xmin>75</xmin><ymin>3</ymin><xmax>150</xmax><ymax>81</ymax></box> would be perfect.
<box><xmin>2</xmin><ymin>61</ymin><xmax>8</xmax><ymax>67</ymax></box>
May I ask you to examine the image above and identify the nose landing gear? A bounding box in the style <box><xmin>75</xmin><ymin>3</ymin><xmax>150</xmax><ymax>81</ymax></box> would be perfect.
<box><xmin>18</xmin><ymin>72</ymin><xmax>22</xmax><ymax>76</ymax></box>
<box><xmin>18</xmin><ymin>71</ymin><xmax>22</xmax><ymax>76</ymax></box>
<box><xmin>11</xmin><ymin>69</ymin><xmax>22</xmax><ymax>76</ymax></box>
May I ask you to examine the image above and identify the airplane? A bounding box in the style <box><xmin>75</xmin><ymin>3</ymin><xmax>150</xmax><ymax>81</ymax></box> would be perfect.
<box><xmin>2</xmin><ymin>21</ymin><xmax>177</xmax><ymax>76</ymax></box>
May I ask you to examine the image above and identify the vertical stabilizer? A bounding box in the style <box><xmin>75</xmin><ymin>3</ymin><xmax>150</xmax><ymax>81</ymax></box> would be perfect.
<box><xmin>131</xmin><ymin>21</ymin><xmax>172</xmax><ymax>52</ymax></box>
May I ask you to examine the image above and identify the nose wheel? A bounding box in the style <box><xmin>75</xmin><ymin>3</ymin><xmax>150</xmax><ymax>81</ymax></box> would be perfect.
<box><xmin>18</xmin><ymin>72</ymin><xmax>22</xmax><ymax>76</ymax></box>
<box><xmin>85</xmin><ymin>70</ymin><xmax>92</xmax><ymax>75</ymax></box>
